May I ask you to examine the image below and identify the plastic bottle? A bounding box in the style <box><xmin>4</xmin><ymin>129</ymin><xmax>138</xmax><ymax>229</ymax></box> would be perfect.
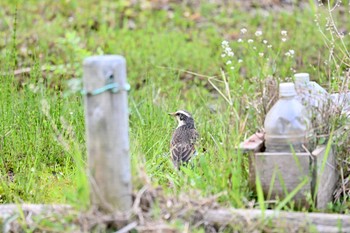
<box><xmin>264</xmin><ymin>82</ymin><xmax>311</xmax><ymax>152</ymax></box>
<box><xmin>294</xmin><ymin>73</ymin><xmax>329</xmax><ymax>121</ymax></box>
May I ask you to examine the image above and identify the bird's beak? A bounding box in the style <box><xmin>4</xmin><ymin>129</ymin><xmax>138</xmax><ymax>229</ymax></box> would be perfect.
<box><xmin>168</xmin><ymin>112</ymin><xmax>176</xmax><ymax>117</ymax></box>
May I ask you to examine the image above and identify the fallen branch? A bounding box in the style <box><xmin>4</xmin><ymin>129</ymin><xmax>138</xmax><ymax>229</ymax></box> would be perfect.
<box><xmin>1</xmin><ymin>63</ymin><xmax>77</xmax><ymax>76</ymax></box>
<box><xmin>1</xmin><ymin>204</ymin><xmax>349</xmax><ymax>232</ymax></box>
<box><xmin>204</xmin><ymin>209</ymin><xmax>350</xmax><ymax>233</ymax></box>
<box><xmin>1</xmin><ymin>191</ymin><xmax>350</xmax><ymax>233</ymax></box>
<box><xmin>0</xmin><ymin>204</ymin><xmax>72</xmax><ymax>219</ymax></box>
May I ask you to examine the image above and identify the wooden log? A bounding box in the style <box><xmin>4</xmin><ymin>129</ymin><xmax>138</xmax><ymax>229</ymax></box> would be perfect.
<box><xmin>204</xmin><ymin>209</ymin><xmax>350</xmax><ymax>233</ymax></box>
<box><xmin>0</xmin><ymin>204</ymin><xmax>72</xmax><ymax>219</ymax></box>
<box><xmin>83</xmin><ymin>55</ymin><xmax>132</xmax><ymax>212</ymax></box>
<box><xmin>0</xmin><ymin>205</ymin><xmax>349</xmax><ymax>233</ymax></box>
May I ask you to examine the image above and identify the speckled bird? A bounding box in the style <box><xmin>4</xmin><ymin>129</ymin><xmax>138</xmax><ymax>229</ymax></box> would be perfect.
<box><xmin>169</xmin><ymin>110</ymin><xmax>199</xmax><ymax>169</ymax></box>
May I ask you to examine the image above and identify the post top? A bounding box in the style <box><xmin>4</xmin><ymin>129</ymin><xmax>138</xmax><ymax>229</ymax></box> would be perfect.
<box><xmin>83</xmin><ymin>55</ymin><xmax>126</xmax><ymax>67</ymax></box>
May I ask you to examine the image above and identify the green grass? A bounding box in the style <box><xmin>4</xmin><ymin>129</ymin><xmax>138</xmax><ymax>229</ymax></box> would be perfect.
<box><xmin>0</xmin><ymin>0</ymin><xmax>350</xmax><ymax>230</ymax></box>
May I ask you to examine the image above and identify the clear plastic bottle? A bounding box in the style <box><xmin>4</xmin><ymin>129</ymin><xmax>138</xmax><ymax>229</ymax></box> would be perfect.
<box><xmin>294</xmin><ymin>73</ymin><xmax>329</xmax><ymax>120</ymax></box>
<box><xmin>264</xmin><ymin>82</ymin><xmax>311</xmax><ymax>152</ymax></box>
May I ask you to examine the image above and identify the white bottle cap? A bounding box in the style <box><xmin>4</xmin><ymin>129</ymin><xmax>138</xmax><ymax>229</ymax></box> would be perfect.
<box><xmin>294</xmin><ymin>73</ymin><xmax>310</xmax><ymax>86</ymax></box>
<box><xmin>279</xmin><ymin>82</ymin><xmax>297</xmax><ymax>97</ymax></box>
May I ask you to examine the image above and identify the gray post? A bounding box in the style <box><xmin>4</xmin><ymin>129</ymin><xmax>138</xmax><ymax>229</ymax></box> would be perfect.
<box><xmin>83</xmin><ymin>55</ymin><xmax>132</xmax><ymax>212</ymax></box>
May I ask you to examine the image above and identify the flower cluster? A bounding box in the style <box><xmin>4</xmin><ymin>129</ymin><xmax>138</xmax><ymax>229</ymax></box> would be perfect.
<box><xmin>281</xmin><ymin>30</ymin><xmax>288</xmax><ymax>42</ymax></box>
<box><xmin>221</xmin><ymin>40</ymin><xmax>235</xmax><ymax>70</ymax></box>
<box><xmin>285</xmin><ymin>49</ymin><xmax>295</xmax><ymax>57</ymax></box>
<box><xmin>255</xmin><ymin>30</ymin><xmax>262</xmax><ymax>37</ymax></box>
<box><xmin>220</xmin><ymin>28</ymin><xmax>296</xmax><ymax>79</ymax></box>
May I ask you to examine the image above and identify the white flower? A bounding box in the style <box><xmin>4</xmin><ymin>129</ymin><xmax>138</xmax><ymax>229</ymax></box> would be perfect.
<box><xmin>255</xmin><ymin>30</ymin><xmax>262</xmax><ymax>36</ymax></box>
<box><xmin>248</xmin><ymin>39</ymin><xmax>254</xmax><ymax>43</ymax></box>
<box><xmin>281</xmin><ymin>30</ymin><xmax>287</xmax><ymax>36</ymax></box>
<box><xmin>226</xmin><ymin>60</ymin><xmax>232</xmax><ymax>65</ymax></box>
<box><xmin>263</xmin><ymin>40</ymin><xmax>268</xmax><ymax>44</ymax></box>
<box><xmin>259</xmin><ymin>52</ymin><xmax>264</xmax><ymax>57</ymax></box>
<box><xmin>285</xmin><ymin>52</ymin><xmax>291</xmax><ymax>57</ymax></box>
<box><xmin>267</xmin><ymin>44</ymin><xmax>272</xmax><ymax>48</ymax></box>
<box><xmin>238</xmin><ymin>59</ymin><xmax>243</xmax><ymax>63</ymax></box>
<box><xmin>289</xmin><ymin>49</ymin><xmax>295</xmax><ymax>55</ymax></box>
<box><xmin>237</xmin><ymin>38</ymin><xmax>243</xmax><ymax>43</ymax></box>
<box><xmin>281</xmin><ymin>37</ymin><xmax>287</xmax><ymax>42</ymax></box>
<box><xmin>228</xmin><ymin>51</ymin><xmax>234</xmax><ymax>57</ymax></box>
<box><xmin>221</xmin><ymin>54</ymin><xmax>226</xmax><ymax>58</ymax></box>
<box><xmin>222</xmin><ymin>40</ymin><xmax>229</xmax><ymax>47</ymax></box>
<box><xmin>225</xmin><ymin>47</ymin><xmax>232</xmax><ymax>53</ymax></box>
<box><xmin>230</xmin><ymin>67</ymin><xmax>235</xmax><ymax>70</ymax></box>
<box><xmin>240</xmin><ymin>28</ymin><xmax>247</xmax><ymax>34</ymax></box>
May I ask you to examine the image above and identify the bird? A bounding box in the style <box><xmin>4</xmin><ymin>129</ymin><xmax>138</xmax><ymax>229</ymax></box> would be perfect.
<box><xmin>169</xmin><ymin>110</ymin><xmax>199</xmax><ymax>169</ymax></box>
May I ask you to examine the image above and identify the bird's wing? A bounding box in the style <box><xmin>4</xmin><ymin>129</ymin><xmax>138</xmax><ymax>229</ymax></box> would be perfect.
<box><xmin>171</xmin><ymin>142</ymin><xmax>195</xmax><ymax>165</ymax></box>
<box><xmin>170</xmin><ymin>128</ymin><xmax>198</xmax><ymax>166</ymax></box>
<box><xmin>191</xmin><ymin>129</ymin><xmax>199</xmax><ymax>145</ymax></box>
